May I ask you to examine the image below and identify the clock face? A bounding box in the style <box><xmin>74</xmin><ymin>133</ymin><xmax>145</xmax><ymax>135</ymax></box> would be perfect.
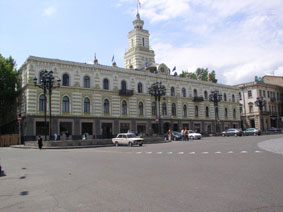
<box><xmin>160</xmin><ymin>67</ymin><xmax>165</xmax><ymax>72</ymax></box>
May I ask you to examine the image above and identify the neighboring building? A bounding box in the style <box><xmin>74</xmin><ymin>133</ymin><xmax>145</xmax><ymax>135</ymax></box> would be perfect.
<box><xmin>237</xmin><ymin>78</ymin><xmax>283</xmax><ymax>130</ymax></box>
<box><xmin>18</xmin><ymin>13</ymin><xmax>241</xmax><ymax>141</ymax></box>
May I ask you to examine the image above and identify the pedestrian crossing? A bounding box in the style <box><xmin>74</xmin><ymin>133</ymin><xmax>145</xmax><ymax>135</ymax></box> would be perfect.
<box><xmin>131</xmin><ymin>150</ymin><xmax>263</xmax><ymax>155</ymax></box>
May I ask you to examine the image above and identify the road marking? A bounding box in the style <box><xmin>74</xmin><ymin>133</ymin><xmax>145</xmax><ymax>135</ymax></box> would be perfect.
<box><xmin>227</xmin><ymin>151</ymin><xmax>234</xmax><ymax>154</ymax></box>
<box><xmin>136</xmin><ymin>152</ymin><xmax>142</xmax><ymax>154</ymax></box>
<box><xmin>241</xmin><ymin>151</ymin><xmax>248</xmax><ymax>153</ymax></box>
<box><xmin>202</xmin><ymin>152</ymin><xmax>209</xmax><ymax>154</ymax></box>
<box><xmin>189</xmin><ymin>152</ymin><xmax>195</xmax><ymax>154</ymax></box>
<box><xmin>215</xmin><ymin>151</ymin><xmax>221</xmax><ymax>154</ymax></box>
<box><xmin>157</xmin><ymin>152</ymin><xmax>163</xmax><ymax>154</ymax></box>
<box><xmin>167</xmin><ymin>152</ymin><xmax>173</xmax><ymax>154</ymax></box>
<box><xmin>146</xmin><ymin>152</ymin><xmax>152</xmax><ymax>154</ymax></box>
<box><xmin>178</xmin><ymin>152</ymin><xmax>184</xmax><ymax>154</ymax></box>
<box><xmin>254</xmin><ymin>150</ymin><xmax>262</xmax><ymax>153</ymax></box>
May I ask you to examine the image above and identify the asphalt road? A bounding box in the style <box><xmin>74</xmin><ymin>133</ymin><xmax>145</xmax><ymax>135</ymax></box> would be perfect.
<box><xmin>0</xmin><ymin>134</ymin><xmax>283</xmax><ymax>212</ymax></box>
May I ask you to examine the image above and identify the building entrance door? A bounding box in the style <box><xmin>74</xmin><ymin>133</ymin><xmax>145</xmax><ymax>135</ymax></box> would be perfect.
<box><xmin>101</xmin><ymin>123</ymin><xmax>112</xmax><ymax>139</ymax></box>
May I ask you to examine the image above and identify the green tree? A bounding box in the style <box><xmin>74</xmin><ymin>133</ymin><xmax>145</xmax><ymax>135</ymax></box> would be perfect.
<box><xmin>0</xmin><ymin>54</ymin><xmax>18</xmax><ymax>126</ymax></box>
<box><xmin>178</xmin><ymin>67</ymin><xmax>218</xmax><ymax>83</ymax></box>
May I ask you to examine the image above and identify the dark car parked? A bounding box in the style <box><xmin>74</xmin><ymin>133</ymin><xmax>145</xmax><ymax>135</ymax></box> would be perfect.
<box><xmin>221</xmin><ymin>128</ymin><xmax>243</xmax><ymax>137</ymax></box>
<box><xmin>164</xmin><ymin>131</ymin><xmax>182</xmax><ymax>141</ymax></box>
<box><xmin>267</xmin><ymin>127</ymin><xmax>281</xmax><ymax>132</ymax></box>
<box><xmin>243</xmin><ymin>128</ymin><xmax>261</xmax><ymax>136</ymax></box>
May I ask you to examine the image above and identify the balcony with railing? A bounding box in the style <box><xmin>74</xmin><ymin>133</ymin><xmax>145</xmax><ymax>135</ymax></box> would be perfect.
<box><xmin>193</xmin><ymin>96</ymin><xmax>204</xmax><ymax>102</ymax></box>
<box><xmin>119</xmin><ymin>89</ymin><xmax>134</xmax><ymax>96</ymax></box>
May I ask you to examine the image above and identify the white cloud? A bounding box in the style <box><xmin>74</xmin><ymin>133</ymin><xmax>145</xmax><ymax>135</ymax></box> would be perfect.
<box><xmin>42</xmin><ymin>6</ymin><xmax>57</xmax><ymax>17</ymax></box>
<box><xmin>118</xmin><ymin>0</ymin><xmax>283</xmax><ymax>84</ymax></box>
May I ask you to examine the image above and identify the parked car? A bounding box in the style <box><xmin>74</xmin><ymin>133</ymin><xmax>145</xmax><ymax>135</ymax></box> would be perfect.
<box><xmin>188</xmin><ymin>130</ymin><xmax>202</xmax><ymax>140</ymax></box>
<box><xmin>221</xmin><ymin>128</ymin><xmax>243</xmax><ymax>137</ymax></box>
<box><xmin>243</xmin><ymin>128</ymin><xmax>261</xmax><ymax>136</ymax></box>
<box><xmin>112</xmin><ymin>133</ymin><xmax>144</xmax><ymax>147</ymax></box>
<box><xmin>267</xmin><ymin>127</ymin><xmax>281</xmax><ymax>132</ymax></box>
<box><xmin>164</xmin><ymin>131</ymin><xmax>182</xmax><ymax>141</ymax></box>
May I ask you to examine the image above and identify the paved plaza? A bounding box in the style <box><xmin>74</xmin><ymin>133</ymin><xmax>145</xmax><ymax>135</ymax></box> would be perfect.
<box><xmin>1</xmin><ymin>134</ymin><xmax>283</xmax><ymax>212</ymax></box>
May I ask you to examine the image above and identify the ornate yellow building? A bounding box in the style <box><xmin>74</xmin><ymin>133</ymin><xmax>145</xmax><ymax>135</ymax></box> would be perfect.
<box><xmin>18</xmin><ymin>14</ymin><xmax>240</xmax><ymax>140</ymax></box>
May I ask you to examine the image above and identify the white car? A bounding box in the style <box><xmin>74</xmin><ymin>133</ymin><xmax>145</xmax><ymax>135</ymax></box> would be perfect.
<box><xmin>188</xmin><ymin>130</ymin><xmax>202</xmax><ymax>140</ymax></box>
<box><xmin>112</xmin><ymin>133</ymin><xmax>144</xmax><ymax>147</ymax></box>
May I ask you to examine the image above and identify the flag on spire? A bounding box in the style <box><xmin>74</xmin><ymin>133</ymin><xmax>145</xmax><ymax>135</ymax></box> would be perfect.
<box><xmin>111</xmin><ymin>55</ymin><xmax>114</xmax><ymax>62</ymax></box>
<box><xmin>137</xmin><ymin>0</ymin><xmax>141</xmax><ymax>8</ymax></box>
<box><xmin>172</xmin><ymin>66</ymin><xmax>176</xmax><ymax>71</ymax></box>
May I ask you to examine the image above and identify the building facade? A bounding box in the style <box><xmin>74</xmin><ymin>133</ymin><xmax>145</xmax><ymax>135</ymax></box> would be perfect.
<box><xmin>18</xmin><ymin>14</ymin><xmax>241</xmax><ymax>141</ymax></box>
<box><xmin>237</xmin><ymin>78</ymin><xmax>283</xmax><ymax>130</ymax></box>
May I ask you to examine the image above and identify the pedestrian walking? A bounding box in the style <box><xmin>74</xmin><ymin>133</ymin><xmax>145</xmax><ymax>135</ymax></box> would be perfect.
<box><xmin>181</xmin><ymin>128</ymin><xmax>184</xmax><ymax>141</ymax></box>
<box><xmin>184</xmin><ymin>129</ymin><xmax>188</xmax><ymax>141</ymax></box>
<box><xmin>168</xmin><ymin>129</ymin><xmax>172</xmax><ymax>141</ymax></box>
<box><xmin>37</xmin><ymin>136</ymin><xmax>43</xmax><ymax>150</ymax></box>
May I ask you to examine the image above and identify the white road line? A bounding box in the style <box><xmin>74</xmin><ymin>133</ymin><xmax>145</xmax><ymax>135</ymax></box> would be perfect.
<box><xmin>146</xmin><ymin>152</ymin><xmax>152</xmax><ymax>154</ymax></box>
<box><xmin>167</xmin><ymin>152</ymin><xmax>173</xmax><ymax>154</ymax></box>
<box><xmin>178</xmin><ymin>152</ymin><xmax>184</xmax><ymax>154</ymax></box>
<box><xmin>255</xmin><ymin>150</ymin><xmax>262</xmax><ymax>153</ymax></box>
<box><xmin>136</xmin><ymin>152</ymin><xmax>142</xmax><ymax>154</ymax></box>
<box><xmin>189</xmin><ymin>152</ymin><xmax>195</xmax><ymax>154</ymax></box>
<box><xmin>241</xmin><ymin>151</ymin><xmax>248</xmax><ymax>153</ymax></box>
<box><xmin>157</xmin><ymin>152</ymin><xmax>163</xmax><ymax>154</ymax></box>
<box><xmin>227</xmin><ymin>151</ymin><xmax>234</xmax><ymax>154</ymax></box>
<box><xmin>202</xmin><ymin>152</ymin><xmax>209</xmax><ymax>154</ymax></box>
<box><xmin>215</xmin><ymin>151</ymin><xmax>221</xmax><ymax>154</ymax></box>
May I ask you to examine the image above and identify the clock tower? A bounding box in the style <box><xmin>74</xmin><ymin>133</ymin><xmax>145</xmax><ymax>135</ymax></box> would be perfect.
<box><xmin>124</xmin><ymin>13</ymin><xmax>155</xmax><ymax>69</ymax></box>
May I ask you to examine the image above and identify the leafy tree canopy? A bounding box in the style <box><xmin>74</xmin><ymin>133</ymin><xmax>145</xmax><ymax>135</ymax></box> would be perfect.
<box><xmin>0</xmin><ymin>54</ymin><xmax>18</xmax><ymax>125</ymax></box>
<box><xmin>179</xmin><ymin>68</ymin><xmax>218</xmax><ymax>83</ymax></box>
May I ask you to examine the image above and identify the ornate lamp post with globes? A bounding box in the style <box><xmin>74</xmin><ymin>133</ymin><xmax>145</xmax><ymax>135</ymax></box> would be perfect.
<box><xmin>255</xmin><ymin>97</ymin><xmax>266</xmax><ymax>132</ymax></box>
<box><xmin>149</xmin><ymin>82</ymin><xmax>166</xmax><ymax>135</ymax></box>
<box><xmin>34</xmin><ymin>70</ymin><xmax>61</xmax><ymax>140</ymax></box>
<box><xmin>209</xmin><ymin>90</ymin><xmax>222</xmax><ymax>134</ymax></box>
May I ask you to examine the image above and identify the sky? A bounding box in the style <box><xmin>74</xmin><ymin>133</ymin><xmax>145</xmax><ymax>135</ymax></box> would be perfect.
<box><xmin>1</xmin><ymin>0</ymin><xmax>283</xmax><ymax>85</ymax></box>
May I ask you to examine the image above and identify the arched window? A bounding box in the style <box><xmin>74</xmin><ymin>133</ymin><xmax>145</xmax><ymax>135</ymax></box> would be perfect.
<box><xmin>39</xmin><ymin>94</ymin><xmax>46</xmax><ymax>111</ymax></box>
<box><xmin>138</xmin><ymin>82</ymin><xmax>143</xmax><ymax>93</ymax></box>
<box><xmin>152</xmin><ymin>102</ymin><xmax>157</xmax><ymax>115</ymax></box>
<box><xmin>62</xmin><ymin>96</ymin><xmax>70</xmax><ymax>112</ymax></box>
<box><xmin>225</xmin><ymin>108</ymin><xmax>228</xmax><ymax>118</ymax></box>
<box><xmin>182</xmin><ymin>88</ymin><xmax>186</xmax><ymax>97</ymax></box>
<box><xmin>103</xmin><ymin>78</ymin><xmax>109</xmax><ymax>90</ymax></box>
<box><xmin>104</xmin><ymin>99</ymin><xmax>109</xmax><ymax>114</ymax></box>
<box><xmin>171</xmin><ymin>87</ymin><xmax>175</xmax><ymax>97</ymax></box>
<box><xmin>195</xmin><ymin>105</ymin><xmax>199</xmax><ymax>117</ymax></box>
<box><xmin>233</xmin><ymin>108</ymin><xmax>236</xmax><ymax>119</ymax></box>
<box><xmin>193</xmin><ymin>89</ymin><xmax>198</xmax><ymax>97</ymax></box>
<box><xmin>84</xmin><ymin>76</ymin><xmax>90</xmax><ymax>88</ymax></box>
<box><xmin>204</xmin><ymin>90</ymin><xmax>208</xmax><ymax>99</ymax></box>
<box><xmin>62</xmin><ymin>74</ymin><xmax>69</xmax><ymax>86</ymax></box>
<box><xmin>162</xmin><ymin>102</ymin><xmax>167</xmax><ymax>116</ymax></box>
<box><xmin>232</xmin><ymin>94</ymin><xmax>235</xmax><ymax>103</ymax></box>
<box><xmin>122</xmin><ymin>100</ymin><xmax>127</xmax><ymax>115</ymax></box>
<box><xmin>84</xmin><ymin>97</ymin><xmax>90</xmax><ymax>113</ymax></box>
<box><xmin>121</xmin><ymin>80</ymin><xmax>127</xmax><ymax>90</ymax></box>
<box><xmin>139</xmin><ymin>102</ymin><xmax>143</xmax><ymax>116</ymax></box>
<box><xmin>172</xmin><ymin>103</ymin><xmax>176</xmax><ymax>116</ymax></box>
<box><xmin>224</xmin><ymin>93</ymin><xmax>227</xmax><ymax>101</ymax></box>
<box><xmin>183</xmin><ymin>105</ymin><xmax>187</xmax><ymax>117</ymax></box>
<box><xmin>206</xmin><ymin>106</ymin><xmax>209</xmax><ymax>117</ymax></box>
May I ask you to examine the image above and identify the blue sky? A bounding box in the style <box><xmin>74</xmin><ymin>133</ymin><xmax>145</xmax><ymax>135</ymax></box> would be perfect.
<box><xmin>1</xmin><ymin>0</ymin><xmax>283</xmax><ymax>85</ymax></box>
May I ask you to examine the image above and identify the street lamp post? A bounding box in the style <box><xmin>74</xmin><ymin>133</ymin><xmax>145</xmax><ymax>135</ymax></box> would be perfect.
<box><xmin>34</xmin><ymin>70</ymin><xmax>61</xmax><ymax>140</ymax></box>
<box><xmin>209</xmin><ymin>90</ymin><xmax>222</xmax><ymax>134</ymax></box>
<box><xmin>149</xmin><ymin>82</ymin><xmax>166</xmax><ymax>135</ymax></box>
<box><xmin>255</xmin><ymin>97</ymin><xmax>266</xmax><ymax>132</ymax></box>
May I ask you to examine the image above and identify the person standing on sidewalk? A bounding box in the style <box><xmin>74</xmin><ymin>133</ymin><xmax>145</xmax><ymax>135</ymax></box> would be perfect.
<box><xmin>181</xmin><ymin>128</ymin><xmax>184</xmax><ymax>141</ymax></box>
<box><xmin>184</xmin><ymin>129</ymin><xmax>188</xmax><ymax>141</ymax></box>
<box><xmin>37</xmin><ymin>136</ymin><xmax>43</xmax><ymax>150</ymax></box>
<box><xmin>168</xmin><ymin>129</ymin><xmax>172</xmax><ymax>141</ymax></box>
